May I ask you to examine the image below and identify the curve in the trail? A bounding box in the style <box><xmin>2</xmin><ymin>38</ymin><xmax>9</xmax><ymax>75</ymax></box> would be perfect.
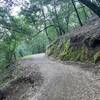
<box><xmin>4</xmin><ymin>53</ymin><xmax>100</xmax><ymax>100</ymax></box>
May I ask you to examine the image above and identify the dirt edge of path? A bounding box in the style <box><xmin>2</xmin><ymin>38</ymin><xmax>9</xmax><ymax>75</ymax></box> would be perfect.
<box><xmin>0</xmin><ymin>67</ymin><xmax>44</xmax><ymax>100</ymax></box>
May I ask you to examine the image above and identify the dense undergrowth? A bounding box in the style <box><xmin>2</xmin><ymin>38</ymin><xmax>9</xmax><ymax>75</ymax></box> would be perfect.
<box><xmin>47</xmin><ymin>38</ymin><xmax>100</xmax><ymax>63</ymax></box>
<box><xmin>47</xmin><ymin>18</ymin><xmax>100</xmax><ymax>64</ymax></box>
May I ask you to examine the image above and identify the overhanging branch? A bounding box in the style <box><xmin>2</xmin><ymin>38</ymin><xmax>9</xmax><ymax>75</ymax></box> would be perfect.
<box><xmin>32</xmin><ymin>25</ymin><xmax>56</xmax><ymax>38</ymax></box>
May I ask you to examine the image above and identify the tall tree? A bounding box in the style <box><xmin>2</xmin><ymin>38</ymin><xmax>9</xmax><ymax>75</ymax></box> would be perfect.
<box><xmin>71</xmin><ymin>0</ymin><xmax>83</xmax><ymax>26</ymax></box>
<box><xmin>78</xmin><ymin>0</ymin><xmax>100</xmax><ymax>17</ymax></box>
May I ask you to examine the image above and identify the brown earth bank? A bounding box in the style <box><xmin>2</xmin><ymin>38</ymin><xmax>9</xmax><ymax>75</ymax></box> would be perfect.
<box><xmin>0</xmin><ymin>54</ymin><xmax>100</xmax><ymax>100</ymax></box>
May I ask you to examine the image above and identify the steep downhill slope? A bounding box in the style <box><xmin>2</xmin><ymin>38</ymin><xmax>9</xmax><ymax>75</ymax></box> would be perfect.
<box><xmin>47</xmin><ymin>16</ymin><xmax>100</xmax><ymax>63</ymax></box>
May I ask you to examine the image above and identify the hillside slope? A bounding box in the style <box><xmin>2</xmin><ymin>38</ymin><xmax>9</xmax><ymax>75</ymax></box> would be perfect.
<box><xmin>47</xmin><ymin>16</ymin><xmax>100</xmax><ymax>63</ymax></box>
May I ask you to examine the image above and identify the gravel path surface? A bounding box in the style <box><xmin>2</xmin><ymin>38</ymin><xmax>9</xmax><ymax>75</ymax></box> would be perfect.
<box><xmin>4</xmin><ymin>53</ymin><xmax>100</xmax><ymax>100</ymax></box>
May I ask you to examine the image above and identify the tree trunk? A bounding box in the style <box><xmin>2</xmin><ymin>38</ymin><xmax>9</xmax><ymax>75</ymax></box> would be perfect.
<box><xmin>71</xmin><ymin>0</ymin><xmax>83</xmax><ymax>26</ymax></box>
<box><xmin>53</xmin><ymin>1</ymin><xmax>65</xmax><ymax>36</ymax></box>
<box><xmin>41</xmin><ymin>8</ymin><xmax>51</xmax><ymax>43</ymax></box>
<box><xmin>78</xmin><ymin>0</ymin><xmax>100</xmax><ymax>17</ymax></box>
<box><xmin>40</xmin><ymin>2</ymin><xmax>51</xmax><ymax>43</ymax></box>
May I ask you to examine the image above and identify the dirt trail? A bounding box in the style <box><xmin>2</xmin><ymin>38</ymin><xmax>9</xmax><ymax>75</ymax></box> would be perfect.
<box><xmin>3</xmin><ymin>53</ymin><xmax>100</xmax><ymax>100</ymax></box>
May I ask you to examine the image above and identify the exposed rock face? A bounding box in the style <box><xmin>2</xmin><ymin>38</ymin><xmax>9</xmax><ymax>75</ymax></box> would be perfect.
<box><xmin>47</xmin><ymin>17</ymin><xmax>100</xmax><ymax>63</ymax></box>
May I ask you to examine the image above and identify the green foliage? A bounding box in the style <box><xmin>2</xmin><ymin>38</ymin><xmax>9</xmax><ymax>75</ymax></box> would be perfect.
<box><xmin>94</xmin><ymin>51</ymin><xmax>100</xmax><ymax>63</ymax></box>
<box><xmin>59</xmin><ymin>46</ymin><xmax>86</xmax><ymax>62</ymax></box>
<box><xmin>0</xmin><ymin>0</ymin><xmax>96</xmax><ymax>85</ymax></box>
<box><xmin>47</xmin><ymin>37</ymin><xmax>100</xmax><ymax>63</ymax></box>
